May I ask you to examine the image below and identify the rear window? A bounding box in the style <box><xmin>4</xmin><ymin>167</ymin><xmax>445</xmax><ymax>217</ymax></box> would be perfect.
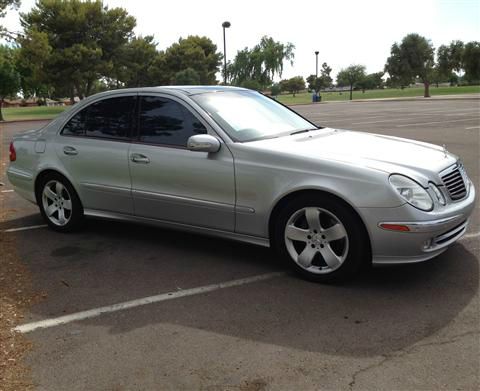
<box><xmin>62</xmin><ymin>96</ymin><xmax>136</xmax><ymax>140</ymax></box>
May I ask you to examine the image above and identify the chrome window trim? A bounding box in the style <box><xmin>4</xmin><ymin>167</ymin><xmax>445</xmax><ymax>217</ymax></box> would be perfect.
<box><xmin>59</xmin><ymin>134</ymin><xmax>133</xmax><ymax>144</ymax></box>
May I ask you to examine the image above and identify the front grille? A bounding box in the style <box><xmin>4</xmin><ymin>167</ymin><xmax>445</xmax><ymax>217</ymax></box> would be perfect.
<box><xmin>441</xmin><ymin>166</ymin><xmax>467</xmax><ymax>201</ymax></box>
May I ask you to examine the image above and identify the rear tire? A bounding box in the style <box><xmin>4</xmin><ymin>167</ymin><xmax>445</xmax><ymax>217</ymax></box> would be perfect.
<box><xmin>37</xmin><ymin>173</ymin><xmax>84</xmax><ymax>232</ymax></box>
<box><xmin>272</xmin><ymin>194</ymin><xmax>370</xmax><ymax>283</ymax></box>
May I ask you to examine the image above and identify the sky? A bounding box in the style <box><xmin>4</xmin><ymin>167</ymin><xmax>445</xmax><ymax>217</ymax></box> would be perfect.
<box><xmin>2</xmin><ymin>0</ymin><xmax>480</xmax><ymax>81</ymax></box>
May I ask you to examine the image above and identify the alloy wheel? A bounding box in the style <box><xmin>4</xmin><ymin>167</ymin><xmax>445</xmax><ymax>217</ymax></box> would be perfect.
<box><xmin>42</xmin><ymin>180</ymin><xmax>73</xmax><ymax>226</ymax></box>
<box><xmin>284</xmin><ymin>207</ymin><xmax>349</xmax><ymax>274</ymax></box>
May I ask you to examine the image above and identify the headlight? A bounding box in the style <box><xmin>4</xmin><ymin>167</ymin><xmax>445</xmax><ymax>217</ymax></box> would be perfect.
<box><xmin>389</xmin><ymin>174</ymin><xmax>433</xmax><ymax>211</ymax></box>
<box><xmin>430</xmin><ymin>183</ymin><xmax>446</xmax><ymax>205</ymax></box>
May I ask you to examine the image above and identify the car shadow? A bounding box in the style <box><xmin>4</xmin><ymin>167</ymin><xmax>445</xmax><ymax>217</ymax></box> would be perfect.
<box><xmin>12</xmin><ymin>215</ymin><xmax>480</xmax><ymax>357</ymax></box>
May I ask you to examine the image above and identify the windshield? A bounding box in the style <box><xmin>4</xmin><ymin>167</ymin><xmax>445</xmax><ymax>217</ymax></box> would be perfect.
<box><xmin>192</xmin><ymin>90</ymin><xmax>317</xmax><ymax>142</ymax></box>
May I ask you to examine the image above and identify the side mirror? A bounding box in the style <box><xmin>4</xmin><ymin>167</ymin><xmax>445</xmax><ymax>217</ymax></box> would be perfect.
<box><xmin>187</xmin><ymin>134</ymin><xmax>221</xmax><ymax>153</ymax></box>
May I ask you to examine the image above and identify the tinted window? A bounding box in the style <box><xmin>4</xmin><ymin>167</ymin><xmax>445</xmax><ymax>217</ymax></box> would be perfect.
<box><xmin>62</xmin><ymin>108</ymin><xmax>87</xmax><ymax>136</ymax></box>
<box><xmin>138</xmin><ymin>96</ymin><xmax>206</xmax><ymax>146</ymax></box>
<box><xmin>62</xmin><ymin>96</ymin><xmax>135</xmax><ymax>140</ymax></box>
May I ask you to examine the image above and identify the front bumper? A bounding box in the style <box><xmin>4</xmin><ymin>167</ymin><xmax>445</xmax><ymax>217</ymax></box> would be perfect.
<box><xmin>359</xmin><ymin>182</ymin><xmax>476</xmax><ymax>265</ymax></box>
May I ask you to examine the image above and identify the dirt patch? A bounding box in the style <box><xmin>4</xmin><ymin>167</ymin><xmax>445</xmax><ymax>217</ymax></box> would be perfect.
<box><xmin>0</xmin><ymin>129</ymin><xmax>42</xmax><ymax>390</ymax></box>
<box><xmin>0</xmin><ymin>215</ymin><xmax>41</xmax><ymax>390</ymax></box>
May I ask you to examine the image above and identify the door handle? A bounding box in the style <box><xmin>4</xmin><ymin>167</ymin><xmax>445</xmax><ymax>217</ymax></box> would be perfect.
<box><xmin>131</xmin><ymin>153</ymin><xmax>150</xmax><ymax>164</ymax></box>
<box><xmin>63</xmin><ymin>146</ymin><xmax>78</xmax><ymax>156</ymax></box>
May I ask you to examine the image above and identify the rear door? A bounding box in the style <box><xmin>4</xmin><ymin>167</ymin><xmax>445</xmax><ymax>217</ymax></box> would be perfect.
<box><xmin>54</xmin><ymin>94</ymin><xmax>136</xmax><ymax>214</ymax></box>
<box><xmin>129</xmin><ymin>94</ymin><xmax>235</xmax><ymax>231</ymax></box>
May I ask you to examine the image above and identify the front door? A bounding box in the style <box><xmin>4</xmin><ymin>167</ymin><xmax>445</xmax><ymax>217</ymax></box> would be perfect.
<box><xmin>129</xmin><ymin>94</ymin><xmax>235</xmax><ymax>231</ymax></box>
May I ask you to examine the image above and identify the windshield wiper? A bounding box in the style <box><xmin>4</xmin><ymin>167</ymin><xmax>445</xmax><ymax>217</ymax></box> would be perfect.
<box><xmin>290</xmin><ymin>127</ymin><xmax>318</xmax><ymax>135</ymax></box>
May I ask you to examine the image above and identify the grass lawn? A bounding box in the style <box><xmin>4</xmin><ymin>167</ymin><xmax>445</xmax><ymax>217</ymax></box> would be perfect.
<box><xmin>277</xmin><ymin>85</ymin><xmax>480</xmax><ymax>105</ymax></box>
<box><xmin>1</xmin><ymin>106</ymin><xmax>67</xmax><ymax>121</ymax></box>
<box><xmin>1</xmin><ymin>85</ymin><xmax>478</xmax><ymax>121</ymax></box>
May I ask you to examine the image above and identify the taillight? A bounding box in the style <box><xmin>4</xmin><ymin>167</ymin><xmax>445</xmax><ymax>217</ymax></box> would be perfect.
<box><xmin>9</xmin><ymin>141</ymin><xmax>16</xmax><ymax>162</ymax></box>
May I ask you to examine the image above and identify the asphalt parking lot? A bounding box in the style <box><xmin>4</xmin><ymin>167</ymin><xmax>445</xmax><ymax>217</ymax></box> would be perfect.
<box><xmin>1</xmin><ymin>97</ymin><xmax>479</xmax><ymax>390</ymax></box>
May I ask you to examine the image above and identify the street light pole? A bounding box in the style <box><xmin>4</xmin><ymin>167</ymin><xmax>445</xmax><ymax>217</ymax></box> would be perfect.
<box><xmin>222</xmin><ymin>21</ymin><xmax>231</xmax><ymax>85</ymax></box>
<box><xmin>315</xmin><ymin>51</ymin><xmax>319</xmax><ymax>78</ymax></box>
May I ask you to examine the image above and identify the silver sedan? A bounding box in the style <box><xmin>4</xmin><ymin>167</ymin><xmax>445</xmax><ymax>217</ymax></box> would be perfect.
<box><xmin>7</xmin><ymin>86</ymin><xmax>476</xmax><ymax>282</ymax></box>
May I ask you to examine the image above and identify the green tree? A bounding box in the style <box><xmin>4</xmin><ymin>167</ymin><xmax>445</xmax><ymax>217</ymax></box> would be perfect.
<box><xmin>0</xmin><ymin>45</ymin><xmax>20</xmax><ymax>121</ymax></box>
<box><xmin>430</xmin><ymin>66</ymin><xmax>444</xmax><ymax>87</ymax></box>
<box><xmin>112</xmin><ymin>35</ymin><xmax>158</xmax><ymax>88</ymax></box>
<box><xmin>280</xmin><ymin>76</ymin><xmax>305</xmax><ymax>97</ymax></box>
<box><xmin>463</xmin><ymin>41</ymin><xmax>480</xmax><ymax>83</ymax></box>
<box><xmin>336</xmin><ymin>65</ymin><xmax>366</xmax><ymax>100</ymax></box>
<box><xmin>385</xmin><ymin>33</ymin><xmax>435</xmax><ymax>97</ymax></box>
<box><xmin>306</xmin><ymin>74</ymin><xmax>317</xmax><ymax>90</ymax></box>
<box><xmin>173</xmin><ymin>67</ymin><xmax>200</xmax><ymax>85</ymax></box>
<box><xmin>356</xmin><ymin>72</ymin><xmax>384</xmax><ymax>92</ymax></box>
<box><xmin>306</xmin><ymin>62</ymin><xmax>333</xmax><ymax>94</ymax></box>
<box><xmin>384</xmin><ymin>43</ymin><xmax>413</xmax><ymax>89</ymax></box>
<box><xmin>258</xmin><ymin>36</ymin><xmax>295</xmax><ymax>83</ymax></box>
<box><xmin>148</xmin><ymin>51</ymin><xmax>170</xmax><ymax>86</ymax></box>
<box><xmin>239</xmin><ymin>78</ymin><xmax>262</xmax><ymax>91</ymax></box>
<box><xmin>270</xmin><ymin>83</ymin><xmax>281</xmax><ymax>96</ymax></box>
<box><xmin>163</xmin><ymin>35</ymin><xmax>222</xmax><ymax>85</ymax></box>
<box><xmin>21</xmin><ymin>0</ymin><xmax>136</xmax><ymax>101</ymax></box>
<box><xmin>16</xmin><ymin>28</ymin><xmax>52</xmax><ymax>98</ymax></box>
<box><xmin>437</xmin><ymin>40</ymin><xmax>464</xmax><ymax>82</ymax></box>
<box><xmin>228</xmin><ymin>36</ymin><xmax>295</xmax><ymax>89</ymax></box>
<box><xmin>227</xmin><ymin>47</ymin><xmax>257</xmax><ymax>85</ymax></box>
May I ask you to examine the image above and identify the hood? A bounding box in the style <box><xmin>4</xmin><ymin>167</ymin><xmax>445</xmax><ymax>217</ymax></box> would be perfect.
<box><xmin>246</xmin><ymin>128</ymin><xmax>457</xmax><ymax>183</ymax></box>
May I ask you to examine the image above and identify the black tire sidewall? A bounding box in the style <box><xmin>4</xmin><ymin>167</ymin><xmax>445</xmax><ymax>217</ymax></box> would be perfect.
<box><xmin>272</xmin><ymin>194</ymin><xmax>369</xmax><ymax>283</ymax></box>
<box><xmin>37</xmin><ymin>173</ymin><xmax>84</xmax><ymax>232</ymax></box>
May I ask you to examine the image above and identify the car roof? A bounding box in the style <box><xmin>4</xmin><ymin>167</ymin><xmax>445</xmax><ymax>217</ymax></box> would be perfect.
<box><xmin>158</xmin><ymin>85</ymin><xmax>249</xmax><ymax>95</ymax></box>
<box><xmin>96</xmin><ymin>85</ymin><xmax>250</xmax><ymax>98</ymax></box>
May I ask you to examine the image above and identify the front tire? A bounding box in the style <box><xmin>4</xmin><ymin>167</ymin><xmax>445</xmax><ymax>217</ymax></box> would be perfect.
<box><xmin>37</xmin><ymin>173</ymin><xmax>84</xmax><ymax>232</ymax></box>
<box><xmin>272</xmin><ymin>194</ymin><xmax>370</xmax><ymax>283</ymax></box>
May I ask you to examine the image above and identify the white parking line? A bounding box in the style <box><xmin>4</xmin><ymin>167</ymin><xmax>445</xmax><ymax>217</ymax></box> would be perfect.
<box><xmin>465</xmin><ymin>125</ymin><xmax>480</xmax><ymax>130</ymax></box>
<box><xmin>352</xmin><ymin>119</ymin><xmax>400</xmax><ymax>125</ymax></box>
<box><xmin>348</xmin><ymin>113</ymin><xmax>479</xmax><ymax>126</ymax></box>
<box><xmin>13</xmin><ymin>271</ymin><xmax>285</xmax><ymax>333</ymax></box>
<box><xmin>1</xmin><ymin>189</ymin><xmax>14</xmax><ymax>193</ymax></box>
<box><xmin>396</xmin><ymin>118</ymin><xmax>478</xmax><ymax>127</ymax></box>
<box><xmin>4</xmin><ymin>224</ymin><xmax>47</xmax><ymax>233</ymax></box>
<box><xmin>445</xmin><ymin>113</ymin><xmax>480</xmax><ymax>116</ymax></box>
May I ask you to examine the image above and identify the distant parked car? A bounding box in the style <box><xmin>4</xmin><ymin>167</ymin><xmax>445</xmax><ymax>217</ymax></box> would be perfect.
<box><xmin>7</xmin><ymin>86</ymin><xmax>476</xmax><ymax>282</ymax></box>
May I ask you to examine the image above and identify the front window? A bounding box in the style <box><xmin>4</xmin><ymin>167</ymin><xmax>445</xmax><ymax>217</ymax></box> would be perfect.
<box><xmin>138</xmin><ymin>96</ymin><xmax>207</xmax><ymax>147</ymax></box>
<box><xmin>192</xmin><ymin>90</ymin><xmax>317</xmax><ymax>142</ymax></box>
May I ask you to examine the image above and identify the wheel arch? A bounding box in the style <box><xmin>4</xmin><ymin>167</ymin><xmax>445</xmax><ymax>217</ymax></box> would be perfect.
<box><xmin>268</xmin><ymin>189</ymin><xmax>372</xmax><ymax>261</ymax></box>
<box><xmin>34</xmin><ymin>168</ymin><xmax>81</xmax><ymax>206</ymax></box>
